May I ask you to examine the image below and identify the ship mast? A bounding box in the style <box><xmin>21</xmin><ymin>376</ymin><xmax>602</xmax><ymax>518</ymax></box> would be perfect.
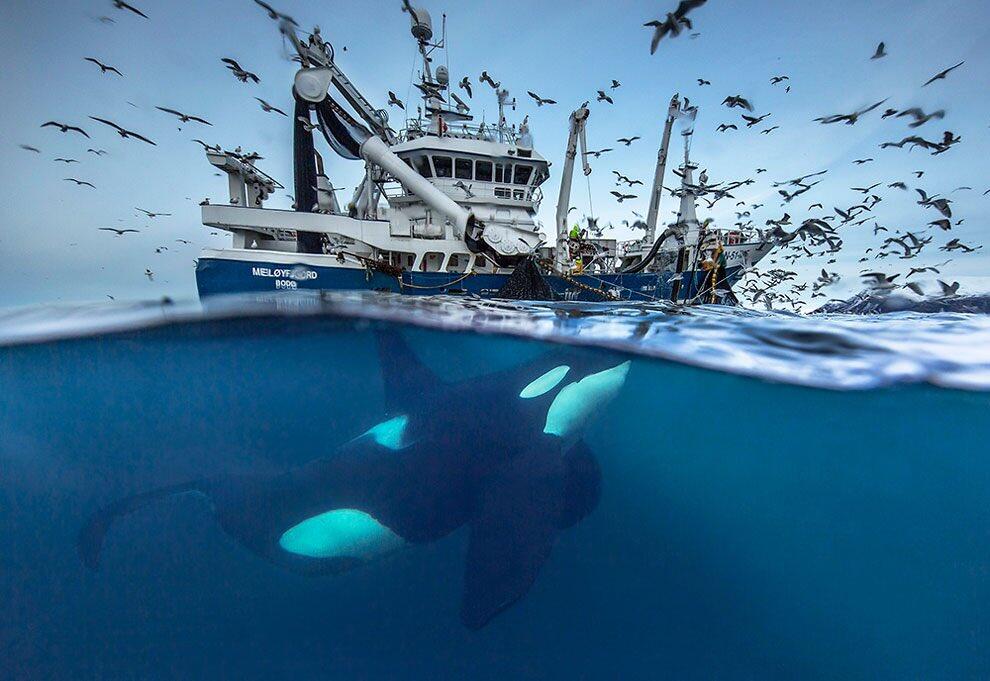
<box><xmin>676</xmin><ymin>129</ymin><xmax>701</xmax><ymax>244</ymax></box>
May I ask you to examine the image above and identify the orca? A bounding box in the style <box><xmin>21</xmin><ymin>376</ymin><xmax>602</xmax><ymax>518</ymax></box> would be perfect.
<box><xmin>79</xmin><ymin>330</ymin><xmax>632</xmax><ymax>630</ymax></box>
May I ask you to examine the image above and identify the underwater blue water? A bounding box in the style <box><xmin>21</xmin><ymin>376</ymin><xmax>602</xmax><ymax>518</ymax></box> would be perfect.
<box><xmin>2</xmin><ymin>293</ymin><xmax>990</xmax><ymax>679</ymax></box>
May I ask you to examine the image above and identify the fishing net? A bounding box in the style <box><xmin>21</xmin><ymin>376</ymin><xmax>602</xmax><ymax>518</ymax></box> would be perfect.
<box><xmin>496</xmin><ymin>257</ymin><xmax>554</xmax><ymax>301</ymax></box>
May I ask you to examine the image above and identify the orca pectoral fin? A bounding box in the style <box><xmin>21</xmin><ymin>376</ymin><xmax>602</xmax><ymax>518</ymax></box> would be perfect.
<box><xmin>460</xmin><ymin>442</ymin><xmax>565</xmax><ymax>630</ymax></box>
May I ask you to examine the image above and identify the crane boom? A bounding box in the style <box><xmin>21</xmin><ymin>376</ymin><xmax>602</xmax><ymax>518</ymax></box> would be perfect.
<box><xmin>645</xmin><ymin>95</ymin><xmax>682</xmax><ymax>242</ymax></box>
<box><xmin>554</xmin><ymin>105</ymin><xmax>591</xmax><ymax>269</ymax></box>
<box><xmin>284</xmin><ymin>25</ymin><xmax>396</xmax><ymax>145</ymax></box>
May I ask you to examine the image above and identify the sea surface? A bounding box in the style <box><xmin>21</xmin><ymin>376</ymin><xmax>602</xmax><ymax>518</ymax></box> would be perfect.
<box><xmin>2</xmin><ymin>292</ymin><xmax>990</xmax><ymax>680</ymax></box>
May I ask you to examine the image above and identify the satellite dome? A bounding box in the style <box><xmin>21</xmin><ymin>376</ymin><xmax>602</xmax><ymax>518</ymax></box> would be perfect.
<box><xmin>409</xmin><ymin>7</ymin><xmax>433</xmax><ymax>42</ymax></box>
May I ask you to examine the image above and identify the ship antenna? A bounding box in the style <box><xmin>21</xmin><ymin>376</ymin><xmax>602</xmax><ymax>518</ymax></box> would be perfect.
<box><xmin>443</xmin><ymin>13</ymin><xmax>449</xmax><ymax>78</ymax></box>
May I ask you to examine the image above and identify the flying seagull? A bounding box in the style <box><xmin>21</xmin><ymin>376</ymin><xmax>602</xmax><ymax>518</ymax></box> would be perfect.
<box><xmin>742</xmin><ymin>113</ymin><xmax>771</xmax><ymax>127</ymax></box>
<box><xmin>192</xmin><ymin>139</ymin><xmax>221</xmax><ymax>152</ymax></box>
<box><xmin>722</xmin><ymin>95</ymin><xmax>754</xmax><ymax>111</ymax></box>
<box><xmin>42</xmin><ymin>121</ymin><xmax>90</xmax><ymax>138</ymax></box>
<box><xmin>255</xmin><ymin>98</ymin><xmax>287</xmax><ymax>116</ymax></box>
<box><xmin>387</xmin><ymin>91</ymin><xmax>405</xmax><ymax>109</ymax></box>
<box><xmin>89</xmin><ymin>116</ymin><xmax>156</xmax><ymax>145</ymax></box>
<box><xmin>135</xmin><ymin>208</ymin><xmax>172</xmax><ymax>218</ymax></box>
<box><xmin>871</xmin><ymin>42</ymin><xmax>887</xmax><ymax>59</ymax></box>
<box><xmin>527</xmin><ymin>91</ymin><xmax>557</xmax><ymax>107</ymax></box>
<box><xmin>610</xmin><ymin>191</ymin><xmax>637</xmax><ymax>203</ymax></box>
<box><xmin>617</xmin><ymin>137</ymin><xmax>641</xmax><ymax>146</ymax></box>
<box><xmin>155</xmin><ymin>107</ymin><xmax>212</xmax><ymax>126</ymax></box>
<box><xmin>112</xmin><ymin>1</ymin><xmax>148</xmax><ymax>19</ymax></box>
<box><xmin>221</xmin><ymin>58</ymin><xmax>260</xmax><ymax>84</ymax></box>
<box><xmin>596</xmin><ymin>90</ymin><xmax>614</xmax><ymax>104</ymax></box>
<box><xmin>645</xmin><ymin>0</ymin><xmax>707</xmax><ymax>54</ymax></box>
<box><xmin>458</xmin><ymin>77</ymin><xmax>473</xmax><ymax>98</ymax></box>
<box><xmin>84</xmin><ymin>57</ymin><xmax>123</xmax><ymax>76</ymax></box>
<box><xmin>19</xmin><ymin>144</ymin><xmax>41</xmax><ymax>153</ymax></box>
<box><xmin>54</xmin><ymin>158</ymin><xmax>79</xmax><ymax>163</ymax></box>
<box><xmin>99</xmin><ymin>227</ymin><xmax>140</xmax><ymax>235</ymax></box>
<box><xmin>65</xmin><ymin>178</ymin><xmax>96</xmax><ymax>188</ymax></box>
<box><xmin>87</xmin><ymin>148</ymin><xmax>108</xmax><ymax>155</ymax></box>
<box><xmin>479</xmin><ymin>71</ymin><xmax>499</xmax><ymax>89</ymax></box>
<box><xmin>252</xmin><ymin>0</ymin><xmax>298</xmax><ymax>26</ymax></box>
<box><xmin>814</xmin><ymin>99</ymin><xmax>887</xmax><ymax>125</ymax></box>
<box><xmin>896</xmin><ymin>108</ymin><xmax>945</xmax><ymax>128</ymax></box>
<box><xmin>923</xmin><ymin>61</ymin><xmax>964</xmax><ymax>87</ymax></box>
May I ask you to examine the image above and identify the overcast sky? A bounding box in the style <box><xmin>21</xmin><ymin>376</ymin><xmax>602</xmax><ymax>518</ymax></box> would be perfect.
<box><xmin>1</xmin><ymin>0</ymin><xmax>988</xmax><ymax>308</ymax></box>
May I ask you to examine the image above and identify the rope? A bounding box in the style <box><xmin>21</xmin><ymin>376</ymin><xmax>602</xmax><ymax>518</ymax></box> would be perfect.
<box><xmin>557</xmin><ymin>269</ymin><xmax>615</xmax><ymax>300</ymax></box>
<box><xmin>585</xmin><ymin>171</ymin><xmax>596</xmax><ymax>225</ymax></box>
<box><xmin>399</xmin><ymin>270</ymin><xmax>476</xmax><ymax>290</ymax></box>
<box><xmin>537</xmin><ymin>257</ymin><xmax>660</xmax><ymax>303</ymax></box>
<box><xmin>684</xmin><ymin>267</ymin><xmax>738</xmax><ymax>306</ymax></box>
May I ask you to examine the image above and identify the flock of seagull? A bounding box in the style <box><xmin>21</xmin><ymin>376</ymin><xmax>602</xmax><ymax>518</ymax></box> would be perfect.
<box><xmin>517</xmin><ymin>0</ymin><xmax>984</xmax><ymax>311</ymax></box>
<box><xmin>17</xmin><ymin>0</ymin><xmax>297</xmax><ymax>289</ymax></box>
<box><xmin>13</xmin><ymin>0</ymin><xmax>987</xmax><ymax>309</ymax></box>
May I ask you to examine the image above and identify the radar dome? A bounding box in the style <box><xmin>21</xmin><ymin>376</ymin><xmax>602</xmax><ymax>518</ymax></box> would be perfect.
<box><xmin>436</xmin><ymin>65</ymin><xmax>449</xmax><ymax>86</ymax></box>
<box><xmin>409</xmin><ymin>7</ymin><xmax>433</xmax><ymax>42</ymax></box>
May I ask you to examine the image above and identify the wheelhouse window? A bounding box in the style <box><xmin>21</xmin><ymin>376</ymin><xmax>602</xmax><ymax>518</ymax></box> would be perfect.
<box><xmin>513</xmin><ymin>164</ymin><xmax>533</xmax><ymax>185</ymax></box>
<box><xmin>494</xmin><ymin>163</ymin><xmax>511</xmax><ymax>184</ymax></box>
<box><xmin>433</xmin><ymin>156</ymin><xmax>453</xmax><ymax>178</ymax></box>
<box><xmin>455</xmin><ymin>158</ymin><xmax>473</xmax><ymax>180</ymax></box>
<box><xmin>413</xmin><ymin>156</ymin><xmax>432</xmax><ymax>178</ymax></box>
<box><xmin>475</xmin><ymin>160</ymin><xmax>493</xmax><ymax>182</ymax></box>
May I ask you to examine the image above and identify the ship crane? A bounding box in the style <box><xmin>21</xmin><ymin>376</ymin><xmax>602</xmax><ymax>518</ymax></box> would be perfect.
<box><xmin>285</xmin><ymin>25</ymin><xmax>396</xmax><ymax>145</ymax></box>
<box><xmin>554</xmin><ymin>105</ymin><xmax>592</xmax><ymax>269</ymax></box>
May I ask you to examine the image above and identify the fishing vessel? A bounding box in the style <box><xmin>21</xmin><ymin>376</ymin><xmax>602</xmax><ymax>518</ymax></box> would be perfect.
<box><xmin>195</xmin><ymin>5</ymin><xmax>772</xmax><ymax>303</ymax></box>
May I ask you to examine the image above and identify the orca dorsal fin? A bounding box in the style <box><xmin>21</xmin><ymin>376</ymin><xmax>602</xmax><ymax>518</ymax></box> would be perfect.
<box><xmin>374</xmin><ymin>329</ymin><xmax>438</xmax><ymax>414</ymax></box>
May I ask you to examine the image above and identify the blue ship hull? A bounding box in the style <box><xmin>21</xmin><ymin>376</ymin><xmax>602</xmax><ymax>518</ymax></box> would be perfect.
<box><xmin>196</xmin><ymin>255</ymin><xmax>742</xmax><ymax>303</ymax></box>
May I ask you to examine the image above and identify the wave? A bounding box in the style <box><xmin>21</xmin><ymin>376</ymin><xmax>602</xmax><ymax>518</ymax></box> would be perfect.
<box><xmin>815</xmin><ymin>291</ymin><xmax>990</xmax><ymax>315</ymax></box>
<box><xmin>2</xmin><ymin>291</ymin><xmax>990</xmax><ymax>391</ymax></box>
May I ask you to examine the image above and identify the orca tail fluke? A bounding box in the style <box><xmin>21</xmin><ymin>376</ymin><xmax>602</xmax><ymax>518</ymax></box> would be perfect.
<box><xmin>78</xmin><ymin>480</ymin><xmax>208</xmax><ymax>570</ymax></box>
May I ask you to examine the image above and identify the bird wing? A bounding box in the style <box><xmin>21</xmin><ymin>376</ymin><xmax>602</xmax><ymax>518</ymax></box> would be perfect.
<box><xmin>156</xmin><ymin>106</ymin><xmax>184</xmax><ymax>117</ymax></box>
<box><xmin>118</xmin><ymin>2</ymin><xmax>148</xmax><ymax>18</ymax></box>
<box><xmin>253</xmin><ymin>0</ymin><xmax>276</xmax><ymax>16</ymax></box>
<box><xmin>89</xmin><ymin>116</ymin><xmax>124</xmax><ymax>132</ymax></box>
<box><xmin>675</xmin><ymin>0</ymin><xmax>707</xmax><ymax>18</ymax></box>
<box><xmin>188</xmin><ymin>115</ymin><xmax>212</xmax><ymax>125</ymax></box>
<box><xmin>125</xmin><ymin>129</ymin><xmax>157</xmax><ymax>145</ymax></box>
<box><xmin>221</xmin><ymin>57</ymin><xmax>241</xmax><ymax>69</ymax></box>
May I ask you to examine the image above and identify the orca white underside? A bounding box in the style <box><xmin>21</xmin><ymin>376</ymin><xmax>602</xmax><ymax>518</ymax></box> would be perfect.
<box><xmin>278</xmin><ymin>509</ymin><xmax>407</xmax><ymax>560</ymax></box>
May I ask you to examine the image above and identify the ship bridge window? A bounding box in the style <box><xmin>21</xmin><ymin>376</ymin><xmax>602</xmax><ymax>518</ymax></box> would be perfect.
<box><xmin>475</xmin><ymin>160</ymin><xmax>493</xmax><ymax>182</ymax></box>
<box><xmin>494</xmin><ymin>163</ymin><xmax>511</xmax><ymax>184</ymax></box>
<box><xmin>455</xmin><ymin>158</ymin><xmax>473</xmax><ymax>180</ymax></box>
<box><xmin>413</xmin><ymin>156</ymin><xmax>432</xmax><ymax>178</ymax></box>
<box><xmin>433</xmin><ymin>156</ymin><xmax>453</xmax><ymax>178</ymax></box>
<box><xmin>513</xmin><ymin>164</ymin><xmax>533</xmax><ymax>185</ymax></box>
